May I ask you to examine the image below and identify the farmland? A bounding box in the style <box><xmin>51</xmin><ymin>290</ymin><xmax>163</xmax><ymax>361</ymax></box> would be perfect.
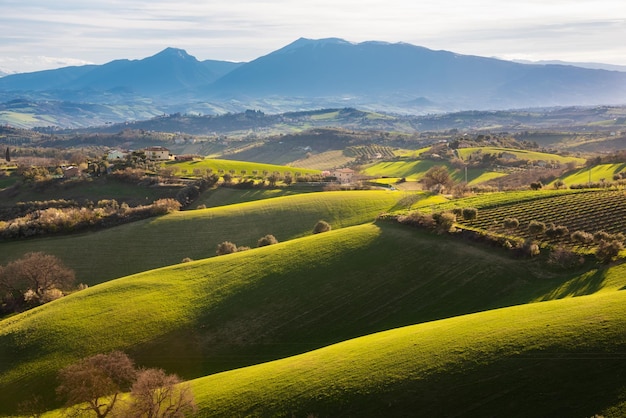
<box><xmin>445</xmin><ymin>189</ymin><xmax>626</xmax><ymax>247</ymax></box>
<box><xmin>2</xmin><ymin>110</ymin><xmax>626</xmax><ymax>417</ymax></box>
<box><xmin>2</xmin><ymin>222</ymin><xmax>618</xmax><ymax>416</ymax></box>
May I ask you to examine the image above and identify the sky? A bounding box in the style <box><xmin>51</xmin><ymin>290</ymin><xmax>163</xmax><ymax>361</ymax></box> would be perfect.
<box><xmin>1</xmin><ymin>0</ymin><xmax>625</xmax><ymax>73</ymax></box>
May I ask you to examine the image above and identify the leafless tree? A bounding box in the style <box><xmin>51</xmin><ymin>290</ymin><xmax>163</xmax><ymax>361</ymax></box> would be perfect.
<box><xmin>56</xmin><ymin>351</ymin><xmax>137</xmax><ymax>418</ymax></box>
<box><xmin>0</xmin><ymin>252</ymin><xmax>75</xmax><ymax>311</ymax></box>
<box><xmin>128</xmin><ymin>368</ymin><xmax>197</xmax><ymax>417</ymax></box>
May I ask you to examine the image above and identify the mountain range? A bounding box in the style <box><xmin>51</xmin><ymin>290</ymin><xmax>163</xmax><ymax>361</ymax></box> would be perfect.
<box><xmin>1</xmin><ymin>38</ymin><xmax>626</xmax><ymax>127</ymax></box>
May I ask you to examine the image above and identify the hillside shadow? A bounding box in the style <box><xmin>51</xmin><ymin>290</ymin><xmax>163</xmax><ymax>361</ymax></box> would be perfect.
<box><xmin>540</xmin><ymin>268</ymin><xmax>607</xmax><ymax>300</ymax></box>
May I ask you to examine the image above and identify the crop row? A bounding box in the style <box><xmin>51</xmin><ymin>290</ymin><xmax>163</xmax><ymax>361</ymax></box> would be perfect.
<box><xmin>454</xmin><ymin>189</ymin><xmax>626</xmax><ymax>246</ymax></box>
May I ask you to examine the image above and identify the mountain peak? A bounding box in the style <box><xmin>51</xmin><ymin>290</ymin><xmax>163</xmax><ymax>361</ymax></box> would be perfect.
<box><xmin>151</xmin><ymin>47</ymin><xmax>196</xmax><ymax>61</ymax></box>
<box><xmin>277</xmin><ymin>37</ymin><xmax>353</xmax><ymax>53</ymax></box>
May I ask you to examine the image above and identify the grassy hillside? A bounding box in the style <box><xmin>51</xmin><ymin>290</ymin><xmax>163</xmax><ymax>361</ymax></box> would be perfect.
<box><xmin>0</xmin><ymin>190</ymin><xmax>401</xmax><ymax>285</ymax></box>
<box><xmin>456</xmin><ymin>146</ymin><xmax>586</xmax><ymax>165</ymax></box>
<box><xmin>187</xmin><ymin>287</ymin><xmax>626</xmax><ymax>417</ymax></box>
<box><xmin>0</xmin><ymin>222</ymin><xmax>614</xmax><ymax>415</ymax></box>
<box><xmin>557</xmin><ymin>163</ymin><xmax>626</xmax><ymax>186</ymax></box>
<box><xmin>165</xmin><ymin>158</ymin><xmax>321</xmax><ymax>177</ymax></box>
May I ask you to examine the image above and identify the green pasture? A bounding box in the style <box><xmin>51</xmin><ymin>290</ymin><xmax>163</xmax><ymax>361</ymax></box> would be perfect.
<box><xmin>0</xmin><ymin>177</ymin><xmax>181</xmax><ymax>207</ymax></box>
<box><xmin>186</xmin><ymin>288</ymin><xmax>626</xmax><ymax>417</ymax></box>
<box><xmin>288</xmin><ymin>150</ymin><xmax>354</xmax><ymax>170</ymax></box>
<box><xmin>456</xmin><ymin>146</ymin><xmax>586</xmax><ymax>165</ymax></box>
<box><xmin>0</xmin><ymin>190</ymin><xmax>401</xmax><ymax>285</ymax></box>
<box><xmin>392</xmin><ymin>147</ymin><xmax>431</xmax><ymax>158</ymax></box>
<box><xmin>362</xmin><ymin>160</ymin><xmax>443</xmax><ymax>180</ymax></box>
<box><xmin>165</xmin><ymin>158</ymin><xmax>321</xmax><ymax>177</ymax></box>
<box><xmin>557</xmin><ymin>163</ymin><xmax>626</xmax><ymax>186</ymax></box>
<box><xmin>2</xmin><ymin>221</ymin><xmax>616</xmax><ymax>415</ymax></box>
<box><xmin>189</xmin><ymin>187</ymin><xmax>310</xmax><ymax>208</ymax></box>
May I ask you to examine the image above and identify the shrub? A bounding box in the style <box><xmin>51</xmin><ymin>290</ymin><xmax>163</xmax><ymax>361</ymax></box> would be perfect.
<box><xmin>257</xmin><ymin>234</ymin><xmax>278</xmax><ymax>247</ymax></box>
<box><xmin>521</xmin><ymin>239</ymin><xmax>540</xmax><ymax>257</ymax></box>
<box><xmin>461</xmin><ymin>207</ymin><xmax>478</xmax><ymax>221</ymax></box>
<box><xmin>313</xmin><ymin>220</ymin><xmax>332</xmax><ymax>234</ymax></box>
<box><xmin>548</xmin><ymin>247</ymin><xmax>585</xmax><ymax>269</ymax></box>
<box><xmin>571</xmin><ymin>230</ymin><xmax>594</xmax><ymax>244</ymax></box>
<box><xmin>528</xmin><ymin>220</ymin><xmax>546</xmax><ymax>236</ymax></box>
<box><xmin>503</xmin><ymin>217</ymin><xmax>519</xmax><ymax>229</ymax></box>
<box><xmin>593</xmin><ymin>230</ymin><xmax>612</xmax><ymax>243</ymax></box>
<box><xmin>433</xmin><ymin>212</ymin><xmax>456</xmax><ymax>233</ymax></box>
<box><xmin>596</xmin><ymin>239</ymin><xmax>624</xmax><ymax>263</ymax></box>
<box><xmin>216</xmin><ymin>241</ymin><xmax>238</xmax><ymax>256</ymax></box>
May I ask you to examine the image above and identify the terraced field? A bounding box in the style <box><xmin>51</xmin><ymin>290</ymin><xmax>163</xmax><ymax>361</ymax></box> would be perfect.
<box><xmin>452</xmin><ymin>189</ymin><xmax>626</xmax><ymax>246</ymax></box>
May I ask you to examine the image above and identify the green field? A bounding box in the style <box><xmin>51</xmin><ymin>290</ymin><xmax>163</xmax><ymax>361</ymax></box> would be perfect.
<box><xmin>2</xmin><ymin>221</ymin><xmax>615</xmax><ymax>416</ymax></box>
<box><xmin>557</xmin><ymin>163</ymin><xmax>626</xmax><ymax>186</ymax></box>
<box><xmin>187</xmin><ymin>286</ymin><xmax>626</xmax><ymax>417</ymax></box>
<box><xmin>166</xmin><ymin>158</ymin><xmax>321</xmax><ymax>177</ymax></box>
<box><xmin>456</xmin><ymin>146</ymin><xmax>586</xmax><ymax>165</ymax></box>
<box><xmin>0</xmin><ymin>190</ymin><xmax>401</xmax><ymax>285</ymax></box>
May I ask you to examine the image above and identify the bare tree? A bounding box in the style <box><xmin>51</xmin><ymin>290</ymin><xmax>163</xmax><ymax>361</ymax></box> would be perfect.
<box><xmin>422</xmin><ymin>165</ymin><xmax>454</xmax><ymax>193</ymax></box>
<box><xmin>0</xmin><ymin>252</ymin><xmax>75</xmax><ymax>311</ymax></box>
<box><xmin>56</xmin><ymin>351</ymin><xmax>137</xmax><ymax>418</ymax></box>
<box><xmin>128</xmin><ymin>368</ymin><xmax>197</xmax><ymax>418</ymax></box>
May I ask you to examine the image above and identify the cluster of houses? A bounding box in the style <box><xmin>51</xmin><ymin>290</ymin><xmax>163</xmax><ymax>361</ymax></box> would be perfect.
<box><xmin>107</xmin><ymin>146</ymin><xmax>173</xmax><ymax>162</ymax></box>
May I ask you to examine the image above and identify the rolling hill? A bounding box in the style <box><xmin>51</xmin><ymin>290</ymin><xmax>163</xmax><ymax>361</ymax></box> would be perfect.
<box><xmin>1</xmin><ymin>221</ymin><xmax>616</xmax><ymax>416</ymax></box>
<box><xmin>0</xmin><ymin>190</ymin><xmax>402</xmax><ymax>285</ymax></box>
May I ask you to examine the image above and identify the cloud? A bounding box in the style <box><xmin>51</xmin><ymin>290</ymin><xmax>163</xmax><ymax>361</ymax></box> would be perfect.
<box><xmin>0</xmin><ymin>0</ymin><xmax>625</xmax><ymax>72</ymax></box>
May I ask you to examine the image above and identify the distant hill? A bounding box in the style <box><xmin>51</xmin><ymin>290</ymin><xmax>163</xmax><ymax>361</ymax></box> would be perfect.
<box><xmin>1</xmin><ymin>38</ymin><xmax>626</xmax><ymax>122</ymax></box>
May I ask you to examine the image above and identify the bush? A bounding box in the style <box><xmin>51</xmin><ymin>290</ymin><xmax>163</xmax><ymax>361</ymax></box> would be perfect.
<box><xmin>433</xmin><ymin>212</ymin><xmax>456</xmax><ymax>233</ymax></box>
<box><xmin>521</xmin><ymin>239</ymin><xmax>540</xmax><ymax>257</ymax></box>
<box><xmin>257</xmin><ymin>234</ymin><xmax>278</xmax><ymax>247</ymax></box>
<box><xmin>313</xmin><ymin>220</ymin><xmax>332</xmax><ymax>234</ymax></box>
<box><xmin>548</xmin><ymin>247</ymin><xmax>585</xmax><ymax>269</ymax></box>
<box><xmin>216</xmin><ymin>241</ymin><xmax>238</xmax><ymax>256</ymax></box>
<box><xmin>571</xmin><ymin>230</ymin><xmax>594</xmax><ymax>244</ymax></box>
<box><xmin>596</xmin><ymin>239</ymin><xmax>624</xmax><ymax>263</ymax></box>
<box><xmin>528</xmin><ymin>220</ymin><xmax>546</xmax><ymax>236</ymax></box>
<box><xmin>503</xmin><ymin>217</ymin><xmax>519</xmax><ymax>229</ymax></box>
<box><xmin>461</xmin><ymin>207</ymin><xmax>478</xmax><ymax>221</ymax></box>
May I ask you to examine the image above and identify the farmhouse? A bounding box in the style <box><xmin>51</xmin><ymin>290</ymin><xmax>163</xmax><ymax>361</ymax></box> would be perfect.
<box><xmin>144</xmin><ymin>146</ymin><xmax>172</xmax><ymax>161</ymax></box>
<box><xmin>332</xmin><ymin>168</ymin><xmax>355</xmax><ymax>184</ymax></box>
<box><xmin>63</xmin><ymin>166</ymin><xmax>81</xmax><ymax>178</ymax></box>
<box><xmin>107</xmin><ymin>150</ymin><xmax>128</xmax><ymax>162</ymax></box>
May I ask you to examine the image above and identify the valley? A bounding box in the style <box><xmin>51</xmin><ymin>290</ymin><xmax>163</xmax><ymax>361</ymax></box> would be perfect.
<box><xmin>1</xmin><ymin>44</ymin><xmax>626</xmax><ymax>416</ymax></box>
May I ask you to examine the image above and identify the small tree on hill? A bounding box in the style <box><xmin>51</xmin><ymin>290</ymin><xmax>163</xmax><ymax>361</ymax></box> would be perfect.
<box><xmin>596</xmin><ymin>239</ymin><xmax>624</xmax><ymax>264</ymax></box>
<box><xmin>216</xmin><ymin>241</ymin><xmax>238</xmax><ymax>256</ymax></box>
<box><xmin>5</xmin><ymin>147</ymin><xmax>10</xmax><ymax>162</ymax></box>
<box><xmin>461</xmin><ymin>207</ymin><xmax>478</xmax><ymax>221</ymax></box>
<box><xmin>313</xmin><ymin>220</ymin><xmax>332</xmax><ymax>234</ymax></box>
<box><xmin>503</xmin><ymin>217</ymin><xmax>520</xmax><ymax>229</ymax></box>
<box><xmin>57</xmin><ymin>351</ymin><xmax>137</xmax><ymax>418</ymax></box>
<box><xmin>128</xmin><ymin>368</ymin><xmax>197</xmax><ymax>418</ymax></box>
<box><xmin>257</xmin><ymin>234</ymin><xmax>278</xmax><ymax>247</ymax></box>
<box><xmin>0</xmin><ymin>252</ymin><xmax>75</xmax><ymax>312</ymax></box>
<box><xmin>422</xmin><ymin>165</ymin><xmax>454</xmax><ymax>193</ymax></box>
<box><xmin>528</xmin><ymin>220</ymin><xmax>546</xmax><ymax>236</ymax></box>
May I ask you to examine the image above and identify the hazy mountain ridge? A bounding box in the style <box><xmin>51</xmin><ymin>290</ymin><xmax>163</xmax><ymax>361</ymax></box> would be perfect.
<box><xmin>1</xmin><ymin>38</ymin><xmax>625</xmax><ymax>128</ymax></box>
